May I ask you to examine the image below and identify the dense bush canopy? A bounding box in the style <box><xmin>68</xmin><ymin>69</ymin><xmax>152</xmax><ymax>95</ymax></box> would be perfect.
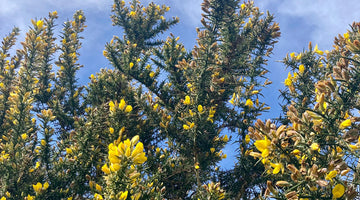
<box><xmin>0</xmin><ymin>0</ymin><xmax>359</xmax><ymax>200</ymax></box>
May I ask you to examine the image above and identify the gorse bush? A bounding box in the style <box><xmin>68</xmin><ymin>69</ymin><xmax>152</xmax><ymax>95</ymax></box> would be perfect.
<box><xmin>2</xmin><ymin>0</ymin><xmax>359</xmax><ymax>199</ymax></box>
<box><xmin>249</xmin><ymin>23</ymin><xmax>360</xmax><ymax>199</ymax></box>
<box><xmin>0</xmin><ymin>0</ymin><xmax>279</xmax><ymax>198</ymax></box>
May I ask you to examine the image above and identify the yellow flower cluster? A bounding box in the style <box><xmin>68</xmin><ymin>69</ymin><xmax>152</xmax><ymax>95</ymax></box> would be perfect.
<box><xmin>33</xmin><ymin>182</ymin><xmax>49</xmax><ymax>194</ymax></box>
<box><xmin>313</xmin><ymin>44</ymin><xmax>323</xmax><ymax>55</ymax></box>
<box><xmin>298</xmin><ymin>64</ymin><xmax>305</xmax><ymax>74</ymax></box>
<box><xmin>0</xmin><ymin>151</ymin><xmax>10</xmax><ymax>162</ymax></box>
<box><xmin>284</xmin><ymin>72</ymin><xmax>297</xmax><ymax>87</ymax></box>
<box><xmin>109</xmin><ymin>99</ymin><xmax>133</xmax><ymax>113</ymax></box>
<box><xmin>229</xmin><ymin>93</ymin><xmax>237</xmax><ymax>105</ymax></box>
<box><xmin>245</xmin><ymin>99</ymin><xmax>254</xmax><ymax>108</ymax></box>
<box><xmin>197</xmin><ymin>105</ymin><xmax>203</xmax><ymax>113</ymax></box>
<box><xmin>249</xmin><ymin>114</ymin><xmax>354</xmax><ymax>199</ymax></box>
<box><xmin>36</xmin><ymin>20</ymin><xmax>44</xmax><ymax>29</ymax></box>
<box><xmin>183</xmin><ymin>95</ymin><xmax>191</xmax><ymax>105</ymax></box>
<box><xmin>102</xmin><ymin>135</ymin><xmax>147</xmax><ymax>174</ymax></box>
<box><xmin>207</xmin><ymin>106</ymin><xmax>216</xmax><ymax>123</ymax></box>
<box><xmin>339</xmin><ymin>119</ymin><xmax>351</xmax><ymax>129</ymax></box>
<box><xmin>254</xmin><ymin>136</ymin><xmax>271</xmax><ymax>158</ymax></box>
<box><xmin>202</xmin><ymin>182</ymin><xmax>225</xmax><ymax>199</ymax></box>
<box><xmin>94</xmin><ymin>193</ymin><xmax>103</xmax><ymax>200</ymax></box>
<box><xmin>183</xmin><ymin>121</ymin><xmax>195</xmax><ymax>130</ymax></box>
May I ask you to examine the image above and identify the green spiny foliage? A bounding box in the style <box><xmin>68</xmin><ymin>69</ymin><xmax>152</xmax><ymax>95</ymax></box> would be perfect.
<box><xmin>249</xmin><ymin>22</ymin><xmax>360</xmax><ymax>200</ymax></box>
<box><xmin>0</xmin><ymin>0</ymin><xmax>281</xmax><ymax>200</ymax></box>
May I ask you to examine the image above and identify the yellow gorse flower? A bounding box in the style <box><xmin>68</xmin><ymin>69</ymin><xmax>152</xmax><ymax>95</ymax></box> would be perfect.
<box><xmin>299</xmin><ymin>64</ymin><xmax>305</xmax><ymax>74</ymax></box>
<box><xmin>325</xmin><ymin>170</ymin><xmax>337</xmax><ymax>181</ymax></box>
<box><xmin>119</xmin><ymin>99</ymin><xmax>126</xmax><ymax>110</ymax></box>
<box><xmin>129</xmin><ymin>11</ymin><xmax>136</xmax><ymax>17</ymax></box>
<box><xmin>101</xmin><ymin>164</ymin><xmax>111</xmax><ymax>174</ymax></box>
<box><xmin>290</xmin><ymin>52</ymin><xmax>296</xmax><ymax>59</ymax></box>
<box><xmin>270</xmin><ymin>162</ymin><xmax>283</xmax><ymax>174</ymax></box>
<box><xmin>26</xmin><ymin>195</ymin><xmax>35</xmax><ymax>200</ymax></box>
<box><xmin>183</xmin><ymin>95</ymin><xmax>191</xmax><ymax>105</ymax></box>
<box><xmin>153</xmin><ymin>103</ymin><xmax>159</xmax><ymax>111</ymax></box>
<box><xmin>95</xmin><ymin>184</ymin><xmax>102</xmax><ymax>192</ymax></box>
<box><xmin>245</xmin><ymin>99</ymin><xmax>254</xmax><ymax>108</ymax></box>
<box><xmin>124</xmin><ymin>105</ymin><xmax>133</xmax><ymax>113</ymax></box>
<box><xmin>104</xmin><ymin>135</ymin><xmax>147</xmax><ymax>174</ymax></box>
<box><xmin>189</xmin><ymin>109</ymin><xmax>194</xmax><ymax>116</ymax></box>
<box><xmin>0</xmin><ymin>151</ymin><xmax>10</xmax><ymax>162</ymax></box>
<box><xmin>36</xmin><ymin>20</ymin><xmax>44</xmax><ymax>29</ymax></box>
<box><xmin>195</xmin><ymin>163</ymin><xmax>200</xmax><ymax>169</ymax></box>
<box><xmin>149</xmin><ymin>71</ymin><xmax>155</xmax><ymax>78</ymax></box>
<box><xmin>21</xmin><ymin>133</ymin><xmax>28</xmax><ymax>140</ymax></box>
<box><xmin>109</xmin><ymin>101</ymin><xmax>115</xmax><ymax>112</ymax></box>
<box><xmin>109</xmin><ymin>99</ymin><xmax>133</xmax><ymax>113</ymax></box>
<box><xmin>94</xmin><ymin>193</ymin><xmax>103</xmax><ymax>200</ymax></box>
<box><xmin>223</xmin><ymin>135</ymin><xmax>229</xmax><ymax>142</ymax></box>
<box><xmin>339</xmin><ymin>119</ymin><xmax>351</xmax><ymax>129</ymax></box>
<box><xmin>197</xmin><ymin>105</ymin><xmax>203</xmax><ymax>113</ymax></box>
<box><xmin>310</xmin><ymin>143</ymin><xmax>320</xmax><ymax>152</ymax></box>
<box><xmin>119</xmin><ymin>191</ymin><xmax>128</xmax><ymax>200</ymax></box>
<box><xmin>314</xmin><ymin>44</ymin><xmax>323</xmax><ymax>55</ymax></box>
<box><xmin>332</xmin><ymin>184</ymin><xmax>345</xmax><ymax>199</ymax></box>
<box><xmin>32</xmin><ymin>182</ymin><xmax>49</xmax><ymax>193</ymax></box>
<box><xmin>254</xmin><ymin>136</ymin><xmax>271</xmax><ymax>158</ymax></box>
<box><xmin>350</xmin><ymin>144</ymin><xmax>359</xmax><ymax>150</ymax></box>
<box><xmin>229</xmin><ymin>93</ymin><xmax>236</xmax><ymax>105</ymax></box>
<box><xmin>292</xmin><ymin>149</ymin><xmax>301</xmax><ymax>155</ymax></box>
<box><xmin>66</xmin><ymin>148</ymin><xmax>73</xmax><ymax>154</ymax></box>
<box><xmin>245</xmin><ymin>134</ymin><xmax>250</xmax><ymax>144</ymax></box>
<box><xmin>284</xmin><ymin>71</ymin><xmax>298</xmax><ymax>87</ymax></box>
<box><xmin>183</xmin><ymin>122</ymin><xmax>195</xmax><ymax>130</ymax></box>
<box><xmin>284</xmin><ymin>74</ymin><xmax>293</xmax><ymax>86</ymax></box>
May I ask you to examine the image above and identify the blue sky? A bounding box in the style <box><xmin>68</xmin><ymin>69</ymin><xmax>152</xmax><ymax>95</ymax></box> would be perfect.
<box><xmin>1</xmin><ymin>0</ymin><xmax>360</xmax><ymax>168</ymax></box>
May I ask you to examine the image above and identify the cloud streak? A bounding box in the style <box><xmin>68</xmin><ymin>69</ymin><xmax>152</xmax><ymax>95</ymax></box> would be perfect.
<box><xmin>259</xmin><ymin>0</ymin><xmax>360</xmax><ymax>49</ymax></box>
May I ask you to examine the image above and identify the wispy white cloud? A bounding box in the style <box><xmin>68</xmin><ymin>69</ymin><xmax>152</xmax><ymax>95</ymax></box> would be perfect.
<box><xmin>139</xmin><ymin>0</ymin><xmax>202</xmax><ymax>27</ymax></box>
<box><xmin>0</xmin><ymin>0</ymin><xmax>113</xmax><ymax>37</ymax></box>
<box><xmin>254</xmin><ymin>0</ymin><xmax>360</xmax><ymax>120</ymax></box>
<box><xmin>169</xmin><ymin>0</ymin><xmax>202</xmax><ymax>27</ymax></box>
<box><xmin>258</xmin><ymin>0</ymin><xmax>360</xmax><ymax>49</ymax></box>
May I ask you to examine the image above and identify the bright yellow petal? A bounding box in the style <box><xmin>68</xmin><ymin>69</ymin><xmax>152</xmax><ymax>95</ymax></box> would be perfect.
<box><xmin>119</xmin><ymin>191</ymin><xmax>128</xmax><ymax>200</ymax></box>
<box><xmin>101</xmin><ymin>164</ymin><xmax>111</xmax><ymax>174</ymax></box>
<box><xmin>254</xmin><ymin>137</ymin><xmax>271</xmax><ymax>152</ymax></box>
<box><xmin>184</xmin><ymin>96</ymin><xmax>191</xmax><ymax>105</ymax></box>
<box><xmin>131</xmin><ymin>142</ymin><xmax>144</xmax><ymax>158</ymax></box>
<box><xmin>133</xmin><ymin>152</ymin><xmax>147</xmax><ymax>164</ymax></box>
<box><xmin>261</xmin><ymin>148</ymin><xmax>269</xmax><ymax>158</ymax></box>
<box><xmin>339</xmin><ymin>119</ymin><xmax>351</xmax><ymax>129</ymax></box>
<box><xmin>326</xmin><ymin>170</ymin><xmax>337</xmax><ymax>181</ymax></box>
<box><xmin>332</xmin><ymin>184</ymin><xmax>345</xmax><ymax>198</ymax></box>
<box><xmin>119</xmin><ymin>99</ymin><xmax>126</xmax><ymax>110</ymax></box>
<box><xmin>43</xmin><ymin>182</ymin><xmax>49</xmax><ymax>190</ymax></box>
<box><xmin>110</xmin><ymin>163</ymin><xmax>121</xmax><ymax>172</ymax></box>
<box><xmin>245</xmin><ymin>99</ymin><xmax>254</xmax><ymax>108</ymax></box>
